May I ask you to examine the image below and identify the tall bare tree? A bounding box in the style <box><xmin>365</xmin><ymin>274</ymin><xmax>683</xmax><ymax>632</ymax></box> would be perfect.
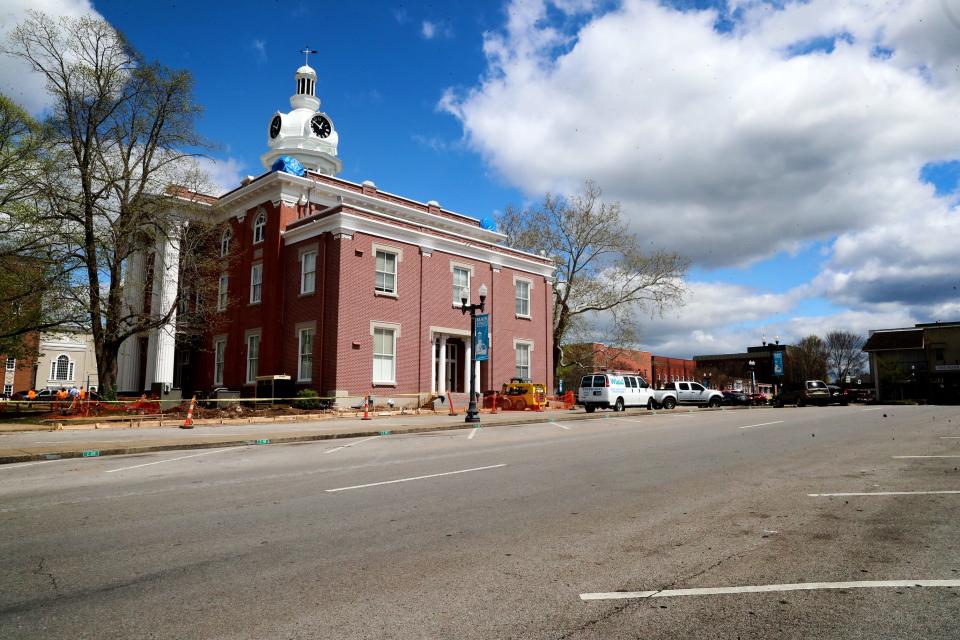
<box><xmin>824</xmin><ymin>330</ymin><xmax>866</xmax><ymax>384</ymax></box>
<box><xmin>789</xmin><ymin>335</ymin><xmax>829</xmax><ymax>381</ymax></box>
<box><xmin>499</xmin><ymin>180</ymin><xmax>688</xmax><ymax>382</ymax></box>
<box><xmin>6</xmin><ymin>11</ymin><xmax>221</xmax><ymax>394</ymax></box>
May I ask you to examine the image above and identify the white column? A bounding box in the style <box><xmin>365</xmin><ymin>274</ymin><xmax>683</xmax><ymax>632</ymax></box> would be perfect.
<box><xmin>464</xmin><ymin>339</ymin><xmax>472</xmax><ymax>396</ymax></box>
<box><xmin>151</xmin><ymin>226</ymin><xmax>181</xmax><ymax>387</ymax></box>
<box><xmin>438</xmin><ymin>336</ymin><xmax>447</xmax><ymax>396</ymax></box>
<box><xmin>117</xmin><ymin>250</ymin><xmax>146</xmax><ymax>392</ymax></box>
<box><xmin>430</xmin><ymin>338</ymin><xmax>437</xmax><ymax>395</ymax></box>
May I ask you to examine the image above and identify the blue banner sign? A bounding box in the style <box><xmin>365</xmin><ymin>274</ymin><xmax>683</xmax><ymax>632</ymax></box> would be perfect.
<box><xmin>474</xmin><ymin>313</ymin><xmax>489</xmax><ymax>361</ymax></box>
<box><xmin>772</xmin><ymin>350</ymin><xmax>784</xmax><ymax>377</ymax></box>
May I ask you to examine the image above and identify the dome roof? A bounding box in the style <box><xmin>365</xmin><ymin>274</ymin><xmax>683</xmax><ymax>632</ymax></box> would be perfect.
<box><xmin>296</xmin><ymin>64</ymin><xmax>316</xmax><ymax>77</ymax></box>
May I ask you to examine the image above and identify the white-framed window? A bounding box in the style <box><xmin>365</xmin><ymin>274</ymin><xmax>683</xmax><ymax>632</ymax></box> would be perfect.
<box><xmin>253</xmin><ymin>212</ymin><xmax>266</xmax><ymax>244</ymax></box>
<box><xmin>250</xmin><ymin>263</ymin><xmax>263</xmax><ymax>304</ymax></box>
<box><xmin>515</xmin><ymin>278</ymin><xmax>531</xmax><ymax>317</ymax></box>
<box><xmin>220</xmin><ymin>227</ymin><xmax>232</xmax><ymax>257</ymax></box>
<box><xmin>213</xmin><ymin>337</ymin><xmax>226</xmax><ymax>386</ymax></box>
<box><xmin>50</xmin><ymin>354</ymin><xmax>75</xmax><ymax>382</ymax></box>
<box><xmin>375</xmin><ymin>249</ymin><xmax>397</xmax><ymax>295</ymax></box>
<box><xmin>3</xmin><ymin>384</ymin><xmax>11</xmax><ymax>396</ymax></box>
<box><xmin>178</xmin><ymin>285</ymin><xmax>190</xmax><ymax>315</ymax></box>
<box><xmin>218</xmin><ymin>273</ymin><xmax>229</xmax><ymax>311</ymax></box>
<box><xmin>514</xmin><ymin>340</ymin><xmax>532</xmax><ymax>380</ymax></box>
<box><xmin>452</xmin><ymin>266</ymin><xmax>470</xmax><ymax>305</ymax></box>
<box><xmin>246</xmin><ymin>333</ymin><xmax>260</xmax><ymax>384</ymax></box>
<box><xmin>298</xmin><ymin>327</ymin><xmax>314</xmax><ymax>382</ymax></box>
<box><xmin>301</xmin><ymin>250</ymin><xmax>316</xmax><ymax>295</ymax></box>
<box><xmin>5</xmin><ymin>357</ymin><xmax>15</xmax><ymax>371</ymax></box>
<box><xmin>372</xmin><ymin>325</ymin><xmax>398</xmax><ymax>384</ymax></box>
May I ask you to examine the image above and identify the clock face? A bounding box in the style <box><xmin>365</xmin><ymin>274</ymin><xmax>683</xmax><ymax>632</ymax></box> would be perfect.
<box><xmin>311</xmin><ymin>114</ymin><xmax>332</xmax><ymax>138</ymax></box>
<box><xmin>269</xmin><ymin>115</ymin><xmax>282</xmax><ymax>139</ymax></box>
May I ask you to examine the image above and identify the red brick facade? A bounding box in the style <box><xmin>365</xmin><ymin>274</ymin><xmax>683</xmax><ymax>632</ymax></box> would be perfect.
<box><xmin>187</xmin><ymin>171</ymin><xmax>554</xmax><ymax>403</ymax></box>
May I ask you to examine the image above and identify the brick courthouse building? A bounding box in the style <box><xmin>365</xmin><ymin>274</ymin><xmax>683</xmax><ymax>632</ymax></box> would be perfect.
<box><xmin>116</xmin><ymin>62</ymin><xmax>555</xmax><ymax>405</ymax></box>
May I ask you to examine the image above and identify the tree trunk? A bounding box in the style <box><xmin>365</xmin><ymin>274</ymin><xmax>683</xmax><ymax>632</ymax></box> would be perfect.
<box><xmin>96</xmin><ymin>341</ymin><xmax>119</xmax><ymax>397</ymax></box>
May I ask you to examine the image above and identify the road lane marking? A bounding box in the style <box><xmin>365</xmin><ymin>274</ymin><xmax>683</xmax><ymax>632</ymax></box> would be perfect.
<box><xmin>892</xmin><ymin>455</ymin><xmax>960</xmax><ymax>459</ymax></box>
<box><xmin>550</xmin><ymin>422</ymin><xmax>572</xmax><ymax>430</ymax></box>
<box><xmin>579</xmin><ymin>579</ymin><xmax>960</xmax><ymax>601</ymax></box>
<box><xmin>608</xmin><ymin>417</ymin><xmax>649</xmax><ymax>423</ymax></box>
<box><xmin>808</xmin><ymin>490</ymin><xmax>960</xmax><ymax>497</ymax></box>
<box><xmin>0</xmin><ymin>460</ymin><xmax>59</xmax><ymax>471</ymax></box>
<box><xmin>325</xmin><ymin>463</ymin><xmax>507</xmax><ymax>493</ymax></box>
<box><xmin>105</xmin><ymin>447</ymin><xmax>241</xmax><ymax>473</ymax></box>
<box><xmin>468</xmin><ymin>427</ymin><xmax>479</xmax><ymax>440</ymax></box>
<box><xmin>324</xmin><ymin>435</ymin><xmax>381</xmax><ymax>454</ymax></box>
<box><xmin>861</xmin><ymin>407</ymin><xmax>886</xmax><ymax>412</ymax></box>
<box><xmin>938</xmin><ymin>437</ymin><xmax>960</xmax><ymax>439</ymax></box>
<box><xmin>738</xmin><ymin>421</ymin><xmax>784</xmax><ymax>430</ymax></box>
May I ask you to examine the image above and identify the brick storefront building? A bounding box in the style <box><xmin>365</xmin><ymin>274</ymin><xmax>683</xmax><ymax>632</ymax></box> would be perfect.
<box><xmin>116</xmin><ymin>61</ymin><xmax>554</xmax><ymax>405</ymax></box>
<box><xmin>560</xmin><ymin>343</ymin><xmax>697</xmax><ymax>391</ymax></box>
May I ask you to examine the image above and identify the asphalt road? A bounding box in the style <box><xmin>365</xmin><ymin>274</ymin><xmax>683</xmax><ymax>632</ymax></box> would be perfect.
<box><xmin>2</xmin><ymin>404</ymin><xmax>960</xmax><ymax>639</ymax></box>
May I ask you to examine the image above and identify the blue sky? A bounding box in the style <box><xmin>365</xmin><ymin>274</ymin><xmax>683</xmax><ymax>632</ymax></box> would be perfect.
<box><xmin>3</xmin><ymin>0</ymin><xmax>960</xmax><ymax>358</ymax></box>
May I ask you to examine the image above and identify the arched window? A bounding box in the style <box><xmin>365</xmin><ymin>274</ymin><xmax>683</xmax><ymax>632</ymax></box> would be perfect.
<box><xmin>50</xmin><ymin>354</ymin><xmax>75</xmax><ymax>382</ymax></box>
<box><xmin>253</xmin><ymin>212</ymin><xmax>266</xmax><ymax>244</ymax></box>
<box><xmin>220</xmin><ymin>227</ymin><xmax>232</xmax><ymax>257</ymax></box>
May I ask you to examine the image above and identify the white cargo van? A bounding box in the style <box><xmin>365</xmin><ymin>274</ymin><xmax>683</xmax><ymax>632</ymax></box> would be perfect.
<box><xmin>577</xmin><ymin>373</ymin><xmax>655</xmax><ymax>413</ymax></box>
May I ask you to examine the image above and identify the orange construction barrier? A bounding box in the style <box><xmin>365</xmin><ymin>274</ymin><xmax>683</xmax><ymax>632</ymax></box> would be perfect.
<box><xmin>181</xmin><ymin>395</ymin><xmax>196</xmax><ymax>429</ymax></box>
<box><xmin>361</xmin><ymin>395</ymin><xmax>372</xmax><ymax>420</ymax></box>
<box><xmin>565</xmin><ymin>391</ymin><xmax>576</xmax><ymax>410</ymax></box>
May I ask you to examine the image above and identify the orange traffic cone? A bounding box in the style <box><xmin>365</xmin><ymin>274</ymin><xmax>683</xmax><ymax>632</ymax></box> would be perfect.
<box><xmin>448</xmin><ymin>393</ymin><xmax>458</xmax><ymax>416</ymax></box>
<box><xmin>181</xmin><ymin>395</ymin><xmax>196</xmax><ymax>429</ymax></box>
<box><xmin>491</xmin><ymin>391</ymin><xmax>498</xmax><ymax>414</ymax></box>
<box><xmin>361</xmin><ymin>395</ymin><xmax>372</xmax><ymax>420</ymax></box>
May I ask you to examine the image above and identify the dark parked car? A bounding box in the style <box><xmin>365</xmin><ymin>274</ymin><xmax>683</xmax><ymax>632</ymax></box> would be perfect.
<box><xmin>774</xmin><ymin>380</ymin><xmax>830</xmax><ymax>407</ymax></box>
<box><xmin>748</xmin><ymin>392</ymin><xmax>769</xmax><ymax>406</ymax></box>
<box><xmin>722</xmin><ymin>390</ymin><xmax>750</xmax><ymax>405</ymax></box>
<box><xmin>826</xmin><ymin>385</ymin><xmax>852</xmax><ymax>405</ymax></box>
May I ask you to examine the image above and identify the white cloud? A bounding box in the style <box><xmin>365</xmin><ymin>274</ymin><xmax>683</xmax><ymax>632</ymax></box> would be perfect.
<box><xmin>194</xmin><ymin>156</ymin><xmax>246</xmax><ymax>196</ymax></box>
<box><xmin>442</xmin><ymin>0</ymin><xmax>960</xmax><ymax>269</ymax></box>
<box><xmin>0</xmin><ymin>0</ymin><xmax>103</xmax><ymax>114</ymax></box>
<box><xmin>421</xmin><ymin>20</ymin><xmax>453</xmax><ymax>40</ymax></box>
<box><xmin>252</xmin><ymin>39</ymin><xmax>267</xmax><ymax>63</ymax></box>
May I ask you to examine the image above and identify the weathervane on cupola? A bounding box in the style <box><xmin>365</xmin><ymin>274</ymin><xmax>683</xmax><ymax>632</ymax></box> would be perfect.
<box><xmin>260</xmin><ymin>47</ymin><xmax>342</xmax><ymax>176</ymax></box>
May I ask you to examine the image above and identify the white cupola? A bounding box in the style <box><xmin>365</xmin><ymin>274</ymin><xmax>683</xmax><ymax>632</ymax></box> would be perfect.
<box><xmin>260</xmin><ymin>59</ymin><xmax>342</xmax><ymax>176</ymax></box>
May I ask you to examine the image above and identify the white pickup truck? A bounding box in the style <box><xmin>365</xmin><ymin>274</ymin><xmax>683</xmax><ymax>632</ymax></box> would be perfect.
<box><xmin>652</xmin><ymin>381</ymin><xmax>724</xmax><ymax>409</ymax></box>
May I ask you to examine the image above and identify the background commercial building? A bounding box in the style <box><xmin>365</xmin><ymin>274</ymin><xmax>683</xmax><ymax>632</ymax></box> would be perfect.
<box><xmin>864</xmin><ymin>321</ymin><xmax>960</xmax><ymax>403</ymax></box>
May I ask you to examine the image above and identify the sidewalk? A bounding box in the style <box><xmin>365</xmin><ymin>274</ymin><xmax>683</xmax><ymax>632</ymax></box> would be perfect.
<box><xmin>0</xmin><ymin>406</ymin><xmax>704</xmax><ymax>464</ymax></box>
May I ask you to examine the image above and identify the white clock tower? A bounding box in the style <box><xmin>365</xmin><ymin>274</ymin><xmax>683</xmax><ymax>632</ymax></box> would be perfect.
<box><xmin>260</xmin><ymin>59</ymin><xmax>342</xmax><ymax>175</ymax></box>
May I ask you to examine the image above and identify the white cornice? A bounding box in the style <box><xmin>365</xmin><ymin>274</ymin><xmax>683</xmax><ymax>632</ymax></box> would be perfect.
<box><xmin>282</xmin><ymin>211</ymin><xmax>555</xmax><ymax>278</ymax></box>
<box><xmin>214</xmin><ymin>172</ymin><xmax>512</xmax><ymax>246</ymax></box>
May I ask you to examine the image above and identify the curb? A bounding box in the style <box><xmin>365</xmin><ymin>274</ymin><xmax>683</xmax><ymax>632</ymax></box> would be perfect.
<box><xmin>0</xmin><ymin>405</ymin><xmax>766</xmax><ymax>465</ymax></box>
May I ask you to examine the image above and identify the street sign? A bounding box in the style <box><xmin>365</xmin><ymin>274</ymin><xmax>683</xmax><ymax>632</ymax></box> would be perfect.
<box><xmin>772</xmin><ymin>351</ymin><xmax>784</xmax><ymax>377</ymax></box>
<box><xmin>474</xmin><ymin>313</ymin><xmax>489</xmax><ymax>361</ymax></box>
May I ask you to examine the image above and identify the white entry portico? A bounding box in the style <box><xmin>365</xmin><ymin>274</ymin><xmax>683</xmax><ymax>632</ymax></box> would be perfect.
<box><xmin>429</xmin><ymin>327</ymin><xmax>480</xmax><ymax>397</ymax></box>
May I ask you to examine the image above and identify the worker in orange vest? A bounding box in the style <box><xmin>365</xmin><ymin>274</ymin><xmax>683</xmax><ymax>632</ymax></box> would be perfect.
<box><xmin>79</xmin><ymin>386</ymin><xmax>86</xmax><ymax>400</ymax></box>
<box><xmin>27</xmin><ymin>389</ymin><xmax>36</xmax><ymax>401</ymax></box>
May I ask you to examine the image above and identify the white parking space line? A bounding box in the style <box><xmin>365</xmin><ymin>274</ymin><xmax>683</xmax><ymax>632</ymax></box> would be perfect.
<box><xmin>938</xmin><ymin>436</ymin><xmax>960</xmax><ymax>439</ymax></box>
<box><xmin>105</xmin><ymin>447</ymin><xmax>242</xmax><ymax>473</ymax></box>
<box><xmin>579</xmin><ymin>579</ymin><xmax>960</xmax><ymax>601</ymax></box>
<box><xmin>861</xmin><ymin>407</ymin><xmax>886</xmax><ymax>412</ymax></box>
<box><xmin>468</xmin><ymin>427</ymin><xmax>479</xmax><ymax>440</ymax></box>
<box><xmin>808</xmin><ymin>490</ymin><xmax>960</xmax><ymax>497</ymax></box>
<box><xmin>608</xmin><ymin>417</ymin><xmax>649</xmax><ymax>423</ymax></box>
<box><xmin>892</xmin><ymin>455</ymin><xmax>960</xmax><ymax>459</ymax></box>
<box><xmin>738</xmin><ymin>421</ymin><xmax>784</xmax><ymax>430</ymax></box>
<box><xmin>325</xmin><ymin>463</ymin><xmax>507</xmax><ymax>493</ymax></box>
<box><xmin>325</xmin><ymin>435</ymin><xmax>381</xmax><ymax>454</ymax></box>
<box><xmin>550</xmin><ymin>422</ymin><xmax>572</xmax><ymax>430</ymax></box>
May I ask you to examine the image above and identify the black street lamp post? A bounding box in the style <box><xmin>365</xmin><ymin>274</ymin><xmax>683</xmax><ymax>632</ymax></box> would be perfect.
<box><xmin>460</xmin><ymin>283</ymin><xmax>488</xmax><ymax>423</ymax></box>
